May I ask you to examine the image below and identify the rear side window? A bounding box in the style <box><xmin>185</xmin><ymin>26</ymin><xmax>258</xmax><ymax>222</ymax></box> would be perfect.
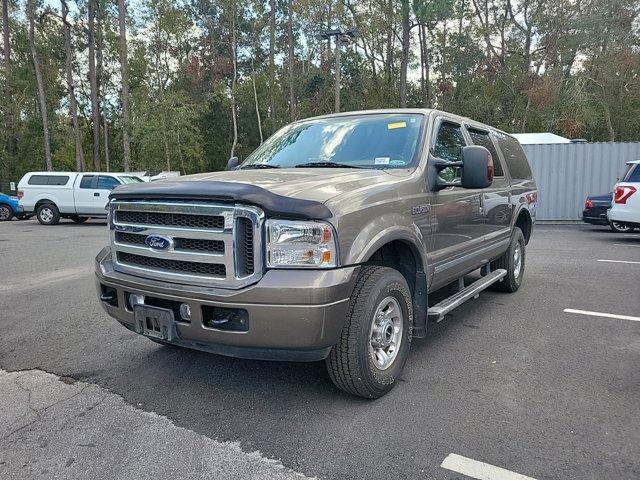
<box><xmin>622</xmin><ymin>164</ymin><xmax>640</xmax><ymax>182</ymax></box>
<box><xmin>79</xmin><ymin>175</ymin><xmax>95</xmax><ymax>188</ymax></box>
<box><xmin>467</xmin><ymin>128</ymin><xmax>504</xmax><ymax>177</ymax></box>
<box><xmin>97</xmin><ymin>176</ymin><xmax>121</xmax><ymax>190</ymax></box>
<box><xmin>495</xmin><ymin>134</ymin><xmax>532</xmax><ymax>179</ymax></box>
<box><xmin>27</xmin><ymin>175</ymin><xmax>70</xmax><ymax>186</ymax></box>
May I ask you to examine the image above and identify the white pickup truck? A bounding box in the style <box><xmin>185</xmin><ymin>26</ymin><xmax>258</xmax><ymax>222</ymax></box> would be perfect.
<box><xmin>17</xmin><ymin>171</ymin><xmax>144</xmax><ymax>225</ymax></box>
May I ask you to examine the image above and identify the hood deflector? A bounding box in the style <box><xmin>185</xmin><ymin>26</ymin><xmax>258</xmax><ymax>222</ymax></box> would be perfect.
<box><xmin>109</xmin><ymin>180</ymin><xmax>333</xmax><ymax>220</ymax></box>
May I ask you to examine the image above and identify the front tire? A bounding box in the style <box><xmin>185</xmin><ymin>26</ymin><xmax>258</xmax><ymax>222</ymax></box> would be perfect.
<box><xmin>490</xmin><ymin>227</ymin><xmax>526</xmax><ymax>293</ymax></box>
<box><xmin>326</xmin><ymin>266</ymin><xmax>413</xmax><ymax>399</ymax></box>
<box><xmin>0</xmin><ymin>204</ymin><xmax>13</xmax><ymax>221</ymax></box>
<box><xmin>36</xmin><ymin>204</ymin><xmax>60</xmax><ymax>225</ymax></box>
<box><xmin>610</xmin><ymin>221</ymin><xmax>633</xmax><ymax>233</ymax></box>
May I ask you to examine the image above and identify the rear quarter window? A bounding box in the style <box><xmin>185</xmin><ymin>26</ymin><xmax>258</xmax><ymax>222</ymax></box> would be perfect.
<box><xmin>622</xmin><ymin>164</ymin><xmax>640</xmax><ymax>182</ymax></box>
<box><xmin>27</xmin><ymin>175</ymin><xmax>70</xmax><ymax>186</ymax></box>
<box><xmin>495</xmin><ymin>134</ymin><xmax>532</xmax><ymax>179</ymax></box>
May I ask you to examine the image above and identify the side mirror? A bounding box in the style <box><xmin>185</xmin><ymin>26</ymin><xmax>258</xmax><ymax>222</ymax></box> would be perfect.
<box><xmin>227</xmin><ymin>156</ymin><xmax>240</xmax><ymax>170</ymax></box>
<box><xmin>460</xmin><ymin>145</ymin><xmax>493</xmax><ymax>189</ymax></box>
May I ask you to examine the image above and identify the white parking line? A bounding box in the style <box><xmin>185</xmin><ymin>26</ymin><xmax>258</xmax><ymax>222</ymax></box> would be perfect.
<box><xmin>597</xmin><ymin>259</ymin><xmax>640</xmax><ymax>265</ymax></box>
<box><xmin>613</xmin><ymin>243</ymin><xmax>640</xmax><ymax>248</ymax></box>
<box><xmin>441</xmin><ymin>454</ymin><xmax>537</xmax><ymax>480</ymax></box>
<box><xmin>564</xmin><ymin>309</ymin><xmax>640</xmax><ymax>322</ymax></box>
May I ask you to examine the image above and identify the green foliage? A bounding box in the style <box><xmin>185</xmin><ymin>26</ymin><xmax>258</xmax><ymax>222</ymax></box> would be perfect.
<box><xmin>1</xmin><ymin>0</ymin><xmax>640</xmax><ymax>190</ymax></box>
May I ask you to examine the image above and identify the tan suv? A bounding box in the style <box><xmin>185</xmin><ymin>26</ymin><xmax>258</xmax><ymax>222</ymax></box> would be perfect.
<box><xmin>95</xmin><ymin>109</ymin><xmax>536</xmax><ymax>398</ymax></box>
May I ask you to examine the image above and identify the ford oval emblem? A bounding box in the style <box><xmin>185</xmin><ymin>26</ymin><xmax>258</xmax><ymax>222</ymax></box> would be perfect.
<box><xmin>145</xmin><ymin>235</ymin><xmax>173</xmax><ymax>250</ymax></box>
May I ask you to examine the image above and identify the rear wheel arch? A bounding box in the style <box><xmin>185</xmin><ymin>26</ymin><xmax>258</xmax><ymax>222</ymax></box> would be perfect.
<box><xmin>514</xmin><ymin>208</ymin><xmax>533</xmax><ymax>244</ymax></box>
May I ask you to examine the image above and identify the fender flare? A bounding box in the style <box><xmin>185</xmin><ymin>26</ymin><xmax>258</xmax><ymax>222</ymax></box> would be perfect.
<box><xmin>346</xmin><ymin>220</ymin><xmax>429</xmax><ymax>338</ymax></box>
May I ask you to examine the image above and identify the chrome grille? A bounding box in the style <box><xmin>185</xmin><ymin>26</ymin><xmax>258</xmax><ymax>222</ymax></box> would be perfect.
<box><xmin>110</xmin><ymin>200</ymin><xmax>264</xmax><ymax>288</ymax></box>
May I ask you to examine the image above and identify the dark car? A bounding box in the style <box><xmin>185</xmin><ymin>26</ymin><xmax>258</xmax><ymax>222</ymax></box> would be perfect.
<box><xmin>582</xmin><ymin>193</ymin><xmax>631</xmax><ymax>232</ymax></box>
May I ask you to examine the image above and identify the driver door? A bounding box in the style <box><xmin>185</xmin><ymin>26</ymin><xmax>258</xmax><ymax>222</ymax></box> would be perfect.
<box><xmin>428</xmin><ymin>118</ymin><xmax>485</xmax><ymax>287</ymax></box>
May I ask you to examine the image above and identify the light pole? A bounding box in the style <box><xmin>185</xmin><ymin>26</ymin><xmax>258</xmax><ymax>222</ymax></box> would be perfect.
<box><xmin>316</xmin><ymin>28</ymin><xmax>358</xmax><ymax>113</ymax></box>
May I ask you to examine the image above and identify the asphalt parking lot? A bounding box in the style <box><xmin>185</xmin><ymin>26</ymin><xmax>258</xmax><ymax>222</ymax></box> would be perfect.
<box><xmin>0</xmin><ymin>220</ymin><xmax>638</xmax><ymax>479</ymax></box>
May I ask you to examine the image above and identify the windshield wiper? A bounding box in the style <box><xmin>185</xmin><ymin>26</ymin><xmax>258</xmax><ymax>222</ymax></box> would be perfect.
<box><xmin>240</xmin><ymin>164</ymin><xmax>281</xmax><ymax>169</ymax></box>
<box><xmin>294</xmin><ymin>162</ymin><xmax>366</xmax><ymax>169</ymax></box>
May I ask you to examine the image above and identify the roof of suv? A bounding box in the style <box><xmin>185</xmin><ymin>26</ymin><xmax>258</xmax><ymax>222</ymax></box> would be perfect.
<box><xmin>295</xmin><ymin>108</ymin><xmax>512</xmax><ymax>137</ymax></box>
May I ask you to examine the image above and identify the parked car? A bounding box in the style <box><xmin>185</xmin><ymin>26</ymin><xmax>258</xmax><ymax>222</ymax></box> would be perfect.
<box><xmin>0</xmin><ymin>192</ymin><xmax>23</xmax><ymax>221</ymax></box>
<box><xmin>17</xmin><ymin>172</ymin><xmax>144</xmax><ymax>225</ymax></box>
<box><xmin>581</xmin><ymin>192</ymin><xmax>630</xmax><ymax>232</ymax></box>
<box><xmin>95</xmin><ymin>109</ymin><xmax>536</xmax><ymax>398</ymax></box>
<box><xmin>608</xmin><ymin>160</ymin><xmax>640</xmax><ymax>232</ymax></box>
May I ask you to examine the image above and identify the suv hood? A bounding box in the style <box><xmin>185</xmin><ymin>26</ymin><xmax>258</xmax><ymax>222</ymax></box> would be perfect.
<box><xmin>179</xmin><ymin>169</ymin><xmax>394</xmax><ymax>203</ymax></box>
<box><xmin>110</xmin><ymin>168</ymin><xmax>408</xmax><ymax>219</ymax></box>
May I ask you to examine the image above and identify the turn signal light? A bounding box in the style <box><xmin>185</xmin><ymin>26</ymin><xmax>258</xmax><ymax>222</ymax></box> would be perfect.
<box><xmin>614</xmin><ymin>185</ymin><xmax>637</xmax><ymax>204</ymax></box>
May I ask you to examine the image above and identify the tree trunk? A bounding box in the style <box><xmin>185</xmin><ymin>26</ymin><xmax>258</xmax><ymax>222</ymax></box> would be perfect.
<box><xmin>2</xmin><ymin>0</ymin><xmax>17</xmax><ymax>179</ymax></box>
<box><xmin>96</xmin><ymin>0</ymin><xmax>110</xmax><ymax>171</ymax></box>
<box><xmin>27</xmin><ymin>0</ymin><xmax>52</xmax><ymax>171</ymax></box>
<box><xmin>251</xmin><ymin>58</ymin><xmax>263</xmax><ymax>144</ymax></box>
<box><xmin>229</xmin><ymin>2</ymin><xmax>238</xmax><ymax>158</ymax></box>
<box><xmin>118</xmin><ymin>0</ymin><xmax>131</xmax><ymax>172</ymax></box>
<box><xmin>334</xmin><ymin>36</ymin><xmax>341</xmax><ymax>112</ymax></box>
<box><xmin>399</xmin><ymin>0</ymin><xmax>410</xmax><ymax>107</ymax></box>
<box><xmin>287</xmin><ymin>0</ymin><xmax>295</xmax><ymax>121</ymax></box>
<box><xmin>385</xmin><ymin>0</ymin><xmax>393</xmax><ymax>83</ymax></box>
<box><xmin>88</xmin><ymin>0</ymin><xmax>101</xmax><ymax>170</ymax></box>
<box><xmin>61</xmin><ymin>0</ymin><xmax>85</xmax><ymax>172</ymax></box>
<box><xmin>268</xmin><ymin>0</ymin><xmax>276</xmax><ymax>120</ymax></box>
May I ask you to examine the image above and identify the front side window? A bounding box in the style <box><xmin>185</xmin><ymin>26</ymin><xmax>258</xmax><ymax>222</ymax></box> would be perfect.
<box><xmin>467</xmin><ymin>129</ymin><xmax>504</xmax><ymax>177</ymax></box>
<box><xmin>97</xmin><ymin>176</ymin><xmax>121</xmax><ymax>190</ymax></box>
<box><xmin>241</xmin><ymin>114</ymin><xmax>425</xmax><ymax>170</ymax></box>
<box><xmin>432</xmin><ymin>122</ymin><xmax>466</xmax><ymax>181</ymax></box>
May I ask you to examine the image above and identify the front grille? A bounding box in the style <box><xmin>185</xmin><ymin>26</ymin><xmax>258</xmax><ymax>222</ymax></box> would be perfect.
<box><xmin>118</xmin><ymin>252</ymin><xmax>226</xmax><ymax>277</ymax></box>
<box><xmin>110</xmin><ymin>201</ymin><xmax>263</xmax><ymax>289</ymax></box>
<box><xmin>236</xmin><ymin>217</ymin><xmax>254</xmax><ymax>275</ymax></box>
<box><xmin>115</xmin><ymin>231</ymin><xmax>225</xmax><ymax>253</ymax></box>
<box><xmin>116</xmin><ymin>210</ymin><xmax>224</xmax><ymax>230</ymax></box>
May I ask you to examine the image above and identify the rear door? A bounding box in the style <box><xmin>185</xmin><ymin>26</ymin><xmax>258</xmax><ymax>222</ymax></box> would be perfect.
<box><xmin>428</xmin><ymin>118</ymin><xmax>486</xmax><ymax>286</ymax></box>
<box><xmin>466</xmin><ymin>127</ymin><xmax>512</xmax><ymax>242</ymax></box>
<box><xmin>74</xmin><ymin>174</ymin><xmax>100</xmax><ymax>214</ymax></box>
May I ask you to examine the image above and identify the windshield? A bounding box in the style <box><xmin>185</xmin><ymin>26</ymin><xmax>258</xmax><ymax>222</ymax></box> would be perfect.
<box><xmin>241</xmin><ymin>114</ymin><xmax>425</xmax><ymax>169</ymax></box>
<box><xmin>118</xmin><ymin>176</ymin><xmax>144</xmax><ymax>184</ymax></box>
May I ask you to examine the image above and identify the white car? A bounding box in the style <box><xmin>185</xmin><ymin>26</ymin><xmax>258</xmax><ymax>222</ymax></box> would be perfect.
<box><xmin>17</xmin><ymin>172</ymin><xmax>144</xmax><ymax>225</ymax></box>
<box><xmin>608</xmin><ymin>160</ymin><xmax>640</xmax><ymax>232</ymax></box>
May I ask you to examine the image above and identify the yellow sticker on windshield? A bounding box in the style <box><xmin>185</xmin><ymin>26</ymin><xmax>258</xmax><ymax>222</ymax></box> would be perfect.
<box><xmin>388</xmin><ymin>121</ymin><xmax>406</xmax><ymax>130</ymax></box>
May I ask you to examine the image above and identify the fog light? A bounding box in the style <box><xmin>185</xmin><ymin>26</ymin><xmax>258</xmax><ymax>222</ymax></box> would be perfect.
<box><xmin>179</xmin><ymin>303</ymin><xmax>191</xmax><ymax>321</ymax></box>
<box><xmin>129</xmin><ymin>294</ymin><xmax>144</xmax><ymax>309</ymax></box>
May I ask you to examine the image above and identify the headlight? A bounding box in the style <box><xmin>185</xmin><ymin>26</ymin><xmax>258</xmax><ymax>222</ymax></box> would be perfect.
<box><xmin>266</xmin><ymin>219</ymin><xmax>338</xmax><ymax>268</ymax></box>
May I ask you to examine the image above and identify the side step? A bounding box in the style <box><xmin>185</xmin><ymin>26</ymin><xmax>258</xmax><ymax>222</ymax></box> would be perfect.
<box><xmin>427</xmin><ymin>269</ymin><xmax>507</xmax><ymax>323</ymax></box>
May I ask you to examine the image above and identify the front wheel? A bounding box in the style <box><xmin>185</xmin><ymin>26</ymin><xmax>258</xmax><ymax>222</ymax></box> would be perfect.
<box><xmin>36</xmin><ymin>204</ymin><xmax>60</xmax><ymax>225</ymax></box>
<box><xmin>326</xmin><ymin>266</ymin><xmax>413</xmax><ymax>399</ymax></box>
<box><xmin>610</xmin><ymin>221</ymin><xmax>633</xmax><ymax>233</ymax></box>
<box><xmin>490</xmin><ymin>227</ymin><xmax>526</xmax><ymax>293</ymax></box>
<box><xmin>0</xmin><ymin>204</ymin><xmax>13</xmax><ymax>221</ymax></box>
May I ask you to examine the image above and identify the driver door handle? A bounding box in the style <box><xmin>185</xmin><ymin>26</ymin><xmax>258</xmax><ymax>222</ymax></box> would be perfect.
<box><xmin>94</xmin><ymin>192</ymin><xmax>100</xmax><ymax>197</ymax></box>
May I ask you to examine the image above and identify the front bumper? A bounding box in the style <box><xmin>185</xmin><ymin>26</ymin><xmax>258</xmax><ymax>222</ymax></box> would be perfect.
<box><xmin>95</xmin><ymin>247</ymin><xmax>359</xmax><ymax>361</ymax></box>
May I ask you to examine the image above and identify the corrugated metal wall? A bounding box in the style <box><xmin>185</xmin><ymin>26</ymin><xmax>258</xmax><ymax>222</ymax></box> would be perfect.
<box><xmin>521</xmin><ymin>142</ymin><xmax>640</xmax><ymax>221</ymax></box>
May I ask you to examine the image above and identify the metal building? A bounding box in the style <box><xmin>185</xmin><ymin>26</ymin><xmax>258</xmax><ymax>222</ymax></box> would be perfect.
<box><xmin>520</xmin><ymin>142</ymin><xmax>640</xmax><ymax>221</ymax></box>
